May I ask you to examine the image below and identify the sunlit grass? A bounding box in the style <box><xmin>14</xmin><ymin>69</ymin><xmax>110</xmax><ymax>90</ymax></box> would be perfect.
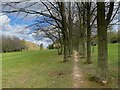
<box><xmin>2</xmin><ymin>50</ymin><xmax>73</xmax><ymax>88</ymax></box>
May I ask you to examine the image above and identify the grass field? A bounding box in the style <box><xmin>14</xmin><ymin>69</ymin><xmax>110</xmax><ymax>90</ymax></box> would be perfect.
<box><xmin>2</xmin><ymin>43</ymin><xmax>118</xmax><ymax>88</ymax></box>
<box><xmin>2</xmin><ymin>50</ymin><xmax>73</xmax><ymax>88</ymax></box>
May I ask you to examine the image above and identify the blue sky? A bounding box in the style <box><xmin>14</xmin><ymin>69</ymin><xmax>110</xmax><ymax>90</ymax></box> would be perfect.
<box><xmin>9</xmin><ymin>15</ymin><xmax>34</xmax><ymax>26</ymax></box>
<box><xmin>0</xmin><ymin>13</ymin><xmax>52</xmax><ymax>48</ymax></box>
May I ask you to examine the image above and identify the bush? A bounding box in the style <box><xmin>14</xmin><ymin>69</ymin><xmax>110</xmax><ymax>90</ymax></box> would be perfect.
<box><xmin>47</xmin><ymin>44</ymin><xmax>54</xmax><ymax>49</ymax></box>
<box><xmin>108</xmin><ymin>31</ymin><xmax>118</xmax><ymax>44</ymax></box>
<box><xmin>110</xmin><ymin>36</ymin><xmax>118</xmax><ymax>43</ymax></box>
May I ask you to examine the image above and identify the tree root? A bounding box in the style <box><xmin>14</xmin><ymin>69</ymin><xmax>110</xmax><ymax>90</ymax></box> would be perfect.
<box><xmin>89</xmin><ymin>75</ymin><xmax>109</xmax><ymax>86</ymax></box>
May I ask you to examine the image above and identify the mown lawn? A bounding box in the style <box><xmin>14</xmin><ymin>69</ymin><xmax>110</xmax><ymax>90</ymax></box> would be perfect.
<box><xmin>2</xmin><ymin>50</ymin><xmax>73</xmax><ymax>88</ymax></box>
<box><xmin>2</xmin><ymin>43</ymin><xmax>118</xmax><ymax>88</ymax></box>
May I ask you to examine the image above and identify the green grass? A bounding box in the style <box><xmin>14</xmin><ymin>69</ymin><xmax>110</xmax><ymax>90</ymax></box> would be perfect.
<box><xmin>2</xmin><ymin>43</ymin><xmax>118</xmax><ymax>88</ymax></box>
<box><xmin>93</xmin><ymin>43</ymin><xmax>118</xmax><ymax>78</ymax></box>
<box><xmin>2</xmin><ymin>50</ymin><xmax>73</xmax><ymax>88</ymax></box>
<box><xmin>78</xmin><ymin>43</ymin><xmax>118</xmax><ymax>88</ymax></box>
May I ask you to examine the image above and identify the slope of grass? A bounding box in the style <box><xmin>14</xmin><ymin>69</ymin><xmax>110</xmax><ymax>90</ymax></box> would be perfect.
<box><xmin>2</xmin><ymin>50</ymin><xmax>73</xmax><ymax>88</ymax></box>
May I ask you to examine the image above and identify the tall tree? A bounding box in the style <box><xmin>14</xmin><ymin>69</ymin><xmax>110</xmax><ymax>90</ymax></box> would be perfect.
<box><xmin>77</xmin><ymin>2</ymin><xmax>86</xmax><ymax>58</ymax></box>
<box><xmin>58</xmin><ymin>2</ymin><xmax>69</xmax><ymax>62</ymax></box>
<box><xmin>68</xmin><ymin>2</ymin><xmax>73</xmax><ymax>56</ymax></box>
<box><xmin>97</xmin><ymin>1</ymin><xmax>114</xmax><ymax>81</ymax></box>
<box><xmin>86</xmin><ymin>2</ymin><xmax>92</xmax><ymax>64</ymax></box>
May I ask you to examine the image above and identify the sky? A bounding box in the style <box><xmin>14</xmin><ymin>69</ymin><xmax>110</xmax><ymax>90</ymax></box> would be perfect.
<box><xmin>0</xmin><ymin>1</ymin><xmax>120</xmax><ymax>48</ymax></box>
<box><xmin>0</xmin><ymin>1</ymin><xmax>53</xmax><ymax>48</ymax></box>
<box><xmin>0</xmin><ymin>13</ymin><xmax>53</xmax><ymax>48</ymax></box>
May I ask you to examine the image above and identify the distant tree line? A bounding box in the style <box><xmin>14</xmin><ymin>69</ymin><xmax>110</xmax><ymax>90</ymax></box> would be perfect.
<box><xmin>2</xmin><ymin>36</ymin><xmax>27</xmax><ymax>53</ymax></box>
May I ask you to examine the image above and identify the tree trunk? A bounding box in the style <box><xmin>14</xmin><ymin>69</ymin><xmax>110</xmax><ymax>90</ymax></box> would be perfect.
<box><xmin>82</xmin><ymin>6</ymin><xmax>86</xmax><ymax>58</ymax></box>
<box><xmin>58</xmin><ymin>38</ymin><xmax>63</xmax><ymax>55</ymax></box>
<box><xmin>59</xmin><ymin>43</ymin><xmax>63</xmax><ymax>55</ymax></box>
<box><xmin>97</xmin><ymin>2</ymin><xmax>108</xmax><ymax>81</ymax></box>
<box><xmin>78</xmin><ymin>22</ymin><xmax>84</xmax><ymax>56</ymax></box>
<box><xmin>82</xmin><ymin>14</ymin><xmax>86</xmax><ymax>59</ymax></box>
<box><xmin>59</xmin><ymin>2</ymin><xmax>69</xmax><ymax>62</ymax></box>
<box><xmin>92</xmin><ymin>44</ymin><xmax>94</xmax><ymax>54</ymax></box>
<box><xmin>78</xmin><ymin>7</ymin><xmax>86</xmax><ymax>58</ymax></box>
<box><xmin>57</xmin><ymin>47</ymin><xmax>62</xmax><ymax>55</ymax></box>
<box><xmin>63</xmin><ymin>39</ymin><xmax>68</xmax><ymax>62</ymax></box>
<box><xmin>86</xmin><ymin>2</ymin><xmax>92</xmax><ymax>64</ymax></box>
<box><xmin>68</xmin><ymin>2</ymin><xmax>73</xmax><ymax>57</ymax></box>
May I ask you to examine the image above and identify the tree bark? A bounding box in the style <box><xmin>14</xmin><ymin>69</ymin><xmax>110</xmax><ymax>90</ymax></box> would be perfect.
<box><xmin>77</xmin><ymin>3</ymin><xmax>86</xmax><ymax>58</ymax></box>
<box><xmin>59</xmin><ymin>2</ymin><xmax>69</xmax><ymax>62</ymax></box>
<box><xmin>97</xmin><ymin>1</ymin><xmax>114</xmax><ymax>81</ymax></box>
<box><xmin>86</xmin><ymin>2</ymin><xmax>92</xmax><ymax>64</ymax></box>
<box><xmin>68</xmin><ymin>2</ymin><xmax>73</xmax><ymax>57</ymax></box>
<box><xmin>82</xmin><ymin>7</ymin><xmax>86</xmax><ymax>58</ymax></box>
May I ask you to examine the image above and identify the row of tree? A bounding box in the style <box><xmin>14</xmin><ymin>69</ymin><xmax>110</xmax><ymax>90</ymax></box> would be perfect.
<box><xmin>2</xmin><ymin>36</ymin><xmax>26</xmax><ymax>52</ymax></box>
<box><xmin>3</xmin><ymin>0</ymin><xmax>119</xmax><ymax>83</ymax></box>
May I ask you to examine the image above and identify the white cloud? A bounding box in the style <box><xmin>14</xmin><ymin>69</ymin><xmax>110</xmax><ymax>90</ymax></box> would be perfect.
<box><xmin>0</xmin><ymin>13</ymin><xmax>11</xmax><ymax>30</ymax></box>
<box><xmin>34</xmin><ymin>40</ymin><xmax>52</xmax><ymax>48</ymax></box>
<box><xmin>1</xmin><ymin>13</ymin><xmax>52</xmax><ymax>48</ymax></box>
